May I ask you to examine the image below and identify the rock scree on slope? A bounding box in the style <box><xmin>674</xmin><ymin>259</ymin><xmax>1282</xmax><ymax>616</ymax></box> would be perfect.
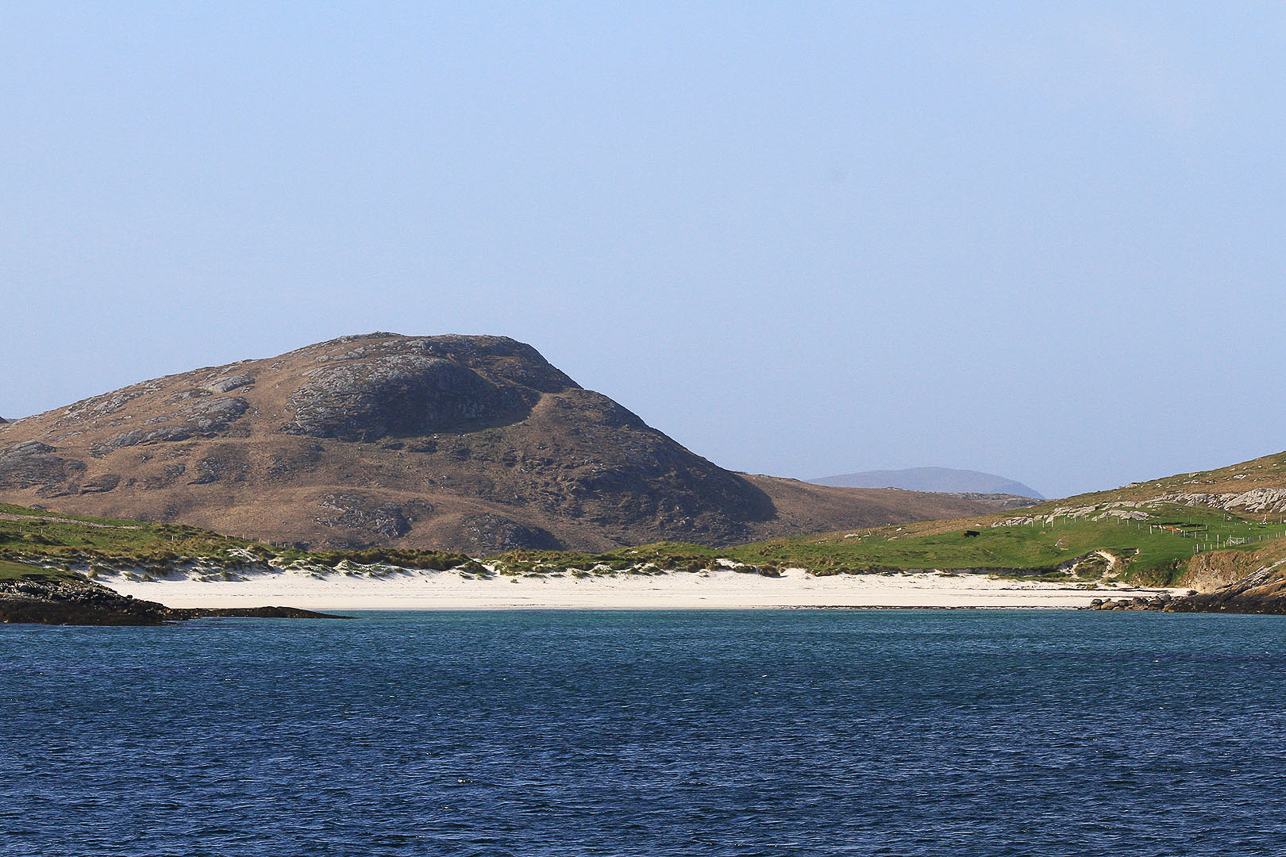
<box><xmin>0</xmin><ymin>333</ymin><xmax>1021</xmax><ymax>552</ymax></box>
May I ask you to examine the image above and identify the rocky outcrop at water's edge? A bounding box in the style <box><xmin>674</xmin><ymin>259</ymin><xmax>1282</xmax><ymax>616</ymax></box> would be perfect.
<box><xmin>0</xmin><ymin>576</ymin><xmax>341</xmax><ymax>625</ymax></box>
<box><xmin>1162</xmin><ymin>562</ymin><xmax>1286</xmax><ymax>615</ymax></box>
<box><xmin>1085</xmin><ymin>558</ymin><xmax>1286</xmax><ymax>614</ymax></box>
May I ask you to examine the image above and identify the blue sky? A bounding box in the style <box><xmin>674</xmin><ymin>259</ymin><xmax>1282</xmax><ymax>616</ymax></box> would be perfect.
<box><xmin>2</xmin><ymin>2</ymin><xmax>1283</xmax><ymax>498</ymax></box>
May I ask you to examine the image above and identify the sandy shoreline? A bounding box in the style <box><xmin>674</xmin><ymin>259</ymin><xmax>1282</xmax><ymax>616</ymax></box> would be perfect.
<box><xmin>101</xmin><ymin>568</ymin><xmax>1184</xmax><ymax>611</ymax></box>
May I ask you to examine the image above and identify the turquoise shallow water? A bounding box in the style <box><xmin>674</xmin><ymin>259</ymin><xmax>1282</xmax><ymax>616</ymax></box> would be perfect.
<box><xmin>3</xmin><ymin>610</ymin><xmax>1286</xmax><ymax>856</ymax></box>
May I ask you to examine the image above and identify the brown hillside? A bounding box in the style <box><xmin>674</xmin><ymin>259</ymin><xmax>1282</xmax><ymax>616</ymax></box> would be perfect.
<box><xmin>0</xmin><ymin>333</ymin><xmax>1018</xmax><ymax>552</ymax></box>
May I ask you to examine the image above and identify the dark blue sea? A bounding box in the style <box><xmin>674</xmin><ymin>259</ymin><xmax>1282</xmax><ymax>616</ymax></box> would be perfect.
<box><xmin>4</xmin><ymin>610</ymin><xmax>1286</xmax><ymax>856</ymax></box>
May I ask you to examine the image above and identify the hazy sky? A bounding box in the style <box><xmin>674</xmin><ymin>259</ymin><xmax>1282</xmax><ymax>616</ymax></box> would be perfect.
<box><xmin>2</xmin><ymin>2</ymin><xmax>1283</xmax><ymax>499</ymax></box>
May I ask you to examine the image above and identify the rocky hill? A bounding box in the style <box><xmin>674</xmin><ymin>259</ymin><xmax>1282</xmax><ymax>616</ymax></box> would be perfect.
<box><xmin>0</xmin><ymin>334</ymin><xmax>1016</xmax><ymax>552</ymax></box>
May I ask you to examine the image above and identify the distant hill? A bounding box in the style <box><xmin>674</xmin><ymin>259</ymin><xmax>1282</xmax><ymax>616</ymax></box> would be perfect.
<box><xmin>0</xmin><ymin>333</ymin><xmax>1013</xmax><ymax>553</ymax></box>
<box><xmin>794</xmin><ymin>450</ymin><xmax>1286</xmax><ymax>595</ymax></box>
<box><xmin>810</xmin><ymin>467</ymin><xmax>1044</xmax><ymax>499</ymax></box>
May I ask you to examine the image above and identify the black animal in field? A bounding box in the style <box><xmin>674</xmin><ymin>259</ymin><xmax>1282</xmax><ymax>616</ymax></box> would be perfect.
<box><xmin>963</xmin><ymin>530</ymin><xmax>980</xmax><ymax>538</ymax></box>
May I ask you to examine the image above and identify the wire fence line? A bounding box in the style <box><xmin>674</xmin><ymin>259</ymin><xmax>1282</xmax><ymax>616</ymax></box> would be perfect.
<box><xmin>1017</xmin><ymin>510</ymin><xmax>1286</xmax><ymax>556</ymax></box>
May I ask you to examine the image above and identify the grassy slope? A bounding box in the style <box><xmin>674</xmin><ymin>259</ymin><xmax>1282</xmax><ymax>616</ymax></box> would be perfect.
<box><xmin>488</xmin><ymin>467</ymin><xmax>1286</xmax><ymax>584</ymax></box>
<box><xmin>0</xmin><ymin>503</ymin><xmax>472</xmax><ymax>576</ymax></box>
<box><xmin>0</xmin><ymin>502</ymin><xmax>266</xmax><ymax>563</ymax></box>
<box><xmin>5</xmin><ymin>467</ymin><xmax>1286</xmax><ymax>587</ymax></box>
<box><xmin>1065</xmin><ymin>450</ymin><xmax>1286</xmax><ymax>504</ymax></box>
<box><xmin>718</xmin><ymin>505</ymin><xmax>1286</xmax><ymax>585</ymax></box>
<box><xmin>702</xmin><ymin>455</ymin><xmax>1286</xmax><ymax>584</ymax></box>
<box><xmin>0</xmin><ymin>558</ymin><xmax>81</xmax><ymax>582</ymax></box>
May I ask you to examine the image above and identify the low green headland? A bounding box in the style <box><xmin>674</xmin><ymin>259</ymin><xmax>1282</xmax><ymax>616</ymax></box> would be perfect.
<box><xmin>487</xmin><ymin>504</ymin><xmax>1286</xmax><ymax>586</ymax></box>
<box><xmin>730</xmin><ymin>503</ymin><xmax>1286</xmax><ymax>585</ymax></box>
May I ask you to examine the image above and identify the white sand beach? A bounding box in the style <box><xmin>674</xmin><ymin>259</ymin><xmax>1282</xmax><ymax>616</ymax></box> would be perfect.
<box><xmin>101</xmin><ymin>567</ymin><xmax>1184</xmax><ymax>611</ymax></box>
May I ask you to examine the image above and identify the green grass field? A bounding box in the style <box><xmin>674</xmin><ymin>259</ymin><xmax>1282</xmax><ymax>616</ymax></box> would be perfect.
<box><xmin>717</xmin><ymin>504</ymin><xmax>1286</xmax><ymax>585</ymax></box>
<box><xmin>3</xmin><ymin>499</ymin><xmax>1285</xmax><ymax>587</ymax></box>
<box><xmin>0</xmin><ymin>503</ymin><xmax>470</xmax><ymax>574</ymax></box>
<box><xmin>0</xmin><ymin>503</ymin><xmax>267</xmax><ymax>564</ymax></box>
<box><xmin>486</xmin><ymin>503</ymin><xmax>1286</xmax><ymax>585</ymax></box>
<box><xmin>0</xmin><ymin>558</ymin><xmax>81</xmax><ymax>582</ymax></box>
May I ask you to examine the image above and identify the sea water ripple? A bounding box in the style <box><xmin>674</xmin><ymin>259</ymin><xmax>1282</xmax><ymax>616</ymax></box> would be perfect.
<box><xmin>3</xmin><ymin>610</ymin><xmax>1286</xmax><ymax>855</ymax></box>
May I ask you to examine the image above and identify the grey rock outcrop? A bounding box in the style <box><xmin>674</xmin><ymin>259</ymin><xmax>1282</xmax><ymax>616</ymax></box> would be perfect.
<box><xmin>202</xmin><ymin>374</ymin><xmax>255</xmax><ymax>394</ymax></box>
<box><xmin>315</xmin><ymin>493</ymin><xmax>419</xmax><ymax>542</ymax></box>
<box><xmin>459</xmin><ymin>513</ymin><xmax>562</xmax><ymax>553</ymax></box>
<box><xmin>1164</xmin><ymin>564</ymin><xmax>1286</xmax><ymax>614</ymax></box>
<box><xmin>0</xmin><ymin>441</ymin><xmax>86</xmax><ymax>491</ymax></box>
<box><xmin>1162</xmin><ymin>488</ymin><xmax>1286</xmax><ymax>515</ymax></box>
<box><xmin>287</xmin><ymin>355</ymin><xmax>535</xmax><ymax>441</ymax></box>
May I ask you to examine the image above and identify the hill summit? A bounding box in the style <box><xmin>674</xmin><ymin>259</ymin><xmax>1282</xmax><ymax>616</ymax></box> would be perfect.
<box><xmin>0</xmin><ymin>333</ymin><xmax>1021</xmax><ymax>552</ymax></box>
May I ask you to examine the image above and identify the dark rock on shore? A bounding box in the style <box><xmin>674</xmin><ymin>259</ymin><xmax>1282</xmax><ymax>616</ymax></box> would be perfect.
<box><xmin>0</xmin><ymin>576</ymin><xmax>171</xmax><ymax>625</ymax></box>
<box><xmin>1086</xmin><ymin>592</ymin><xmax>1177</xmax><ymax>612</ymax></box>
<box><xmin>0</xmin><ymin>576</ymin><xmax>343</xmax><ymax>626</ymax></box>
<box><xmin>1087</xmin><ymin>565</ymin><xmax>1286</xmax><ymax>614</ymax></box>
<box><xmin>169</xmin><ymin>605</ymin><xmax>343</xmax><ymax>620</ymax></box>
